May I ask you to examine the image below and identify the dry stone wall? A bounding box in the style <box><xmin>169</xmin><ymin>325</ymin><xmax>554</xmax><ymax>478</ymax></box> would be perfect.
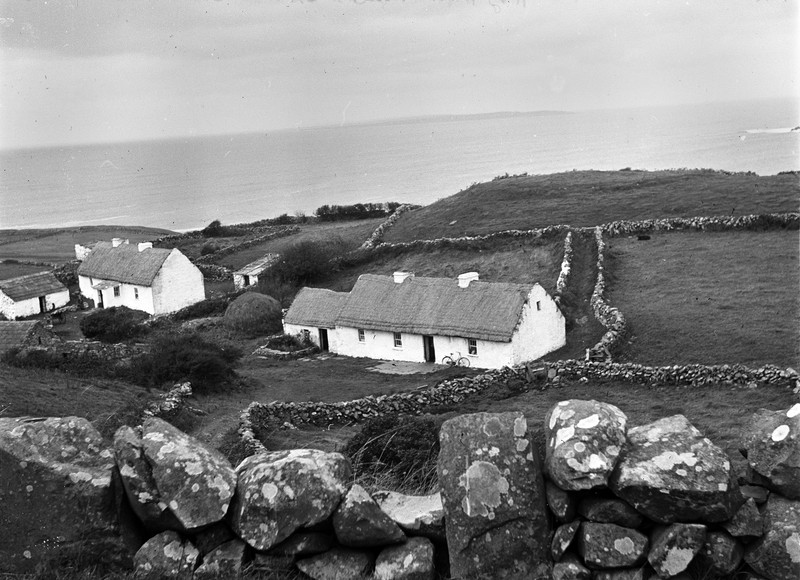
<box><xmin>3</xmin><ymin>400</ymin><xmax>798</xmax><ymax>579</ymax></box>
<box><xmin>589</xmin><ymin>226</ymin><xmax>628</xmax><ymax>359</ymax></box>
<box><xmin>360</xmin><ymin>203</ymin><xmax>417</xmax><ymax>249</ymax></box>
<box><xmin>554</xmin><ymin>231</ymin><xmax>574</xmax><ymax>299</ymax></box>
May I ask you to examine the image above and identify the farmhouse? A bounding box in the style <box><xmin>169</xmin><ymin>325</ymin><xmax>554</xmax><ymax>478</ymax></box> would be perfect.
<box><xmin>77</xmin><ymin>239</ymin><xmax>205</xmax><ymax>316</ymax></box>
<box><xmin>0</xmin><ymin>272</ymin><xmax>69</xmax><ymax>320</ymax></box>
<box><xmin>284</xmin><ymin>272</ymin><xmax>566</xmax><ymax>369</ymax></box>
<box><xmin>233</xmin><ymin>254</ymin><xmax>280</xmax><ymax>290</ymax></box>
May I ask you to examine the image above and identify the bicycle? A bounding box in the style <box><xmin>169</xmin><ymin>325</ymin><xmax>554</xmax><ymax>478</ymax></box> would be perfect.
<box><xmin>442</xmin><ymin>352</ymin><xmax>471</xmax><ymax>367</ymax></box>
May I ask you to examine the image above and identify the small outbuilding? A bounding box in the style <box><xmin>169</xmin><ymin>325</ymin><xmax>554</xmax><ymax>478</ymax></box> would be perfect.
<box><xmin>233</xmin><ymin>254</ymin><xmax>280</xmax><ymax>290</ymax></box>
<box><xmin>283</xmin><ymin>272</ymin><xmax>566</xmax><ymax>369</ymax></box>
<box><xmin>0</xmin><ymin>272</ymin><xmax>70</xmax><ymax>320</ymax></box>
<box><xmin>0</xmin><ymin>320</ymin><xmax>59</xmax><ymax>354</ymax></box>
<box><xmin>77</xmin><ymin>239</ymin><xmax>205</xmax><ymax>316</ymax></box>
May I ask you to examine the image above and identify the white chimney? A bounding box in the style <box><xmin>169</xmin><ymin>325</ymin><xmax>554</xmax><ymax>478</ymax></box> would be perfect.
<box><xmin>393</xmin><ymin>271</ymin><xmax>414</xmax><ymax>284</ymax></box>
<box><xmin>458</xmin><ymin>272</ymin><xmax>479</xmax><ymax>288</ymax></box>
<box><xmin>112</xmin><ymin>237</ymin><xmax>123</xmax><ymax>247</ymax></box>
<box><xmin>138</xmin><ymin>242</ymin><xmax>153</xmax><ymax>252</ymax></box>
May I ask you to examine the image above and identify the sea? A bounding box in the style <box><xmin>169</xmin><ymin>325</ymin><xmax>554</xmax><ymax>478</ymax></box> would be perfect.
<box><xmin>1</xmin><ymin>98</ymin><xmax>797</xmax><ymax>232</ymax></box>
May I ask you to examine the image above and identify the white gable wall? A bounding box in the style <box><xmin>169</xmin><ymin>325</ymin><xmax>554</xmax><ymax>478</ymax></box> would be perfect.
<box><xmin>0</xmin><ymin>288</ymin><xmax>70</xmax><ymax>320</ymax></box>
<box><xmin>151</xmin><ymin>250</ymin><xmax>205</xmax><ymax>315</ymax></box>
<box><xmin>510</xmin><ymin>284</ymin><xmax>566</xmax><ymax>363</ymax></box>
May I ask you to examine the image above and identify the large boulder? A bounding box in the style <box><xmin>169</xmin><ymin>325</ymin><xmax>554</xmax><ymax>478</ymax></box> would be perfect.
<box><xmin>229</xmin><ymin>449</ymin><xmax>352</xmax><ymax>551</ymax></box>
<box><xmin>374</xmin><ymin>537</ymin><xmax>436</xmax><ymax>580</ymax></box>
<box><xmin>544</xmin><ymin>399</ymin><xmax>628</xmax><ymax>491</ymax></box>
<box><xmin>193</xmin><ymin>539</ymin><xmax>246</xmax><ymax>580</ymax></box>
<box><xmin>332</xmin><ymin>484</ymin><xmax>406</xmax><ymax>547</ymax></box>
<box><xmin>126</xmin><ymin>418</ymin><xmax>236</xmax><ymax>531</ymax></box>
<box><xmin>372</xmin><ymin>490</ymin><xmax>446</xmax><ymax>542</ymax></box>
<box><xmin>0</xmin><ymin>416</ymin><xmax>122</xmax><ymax>573</ymax></box>
<box><xmin>744</xmin><ymin>494</ymin><xmax>800</xmax><ymax>580</ymax></box>
<box><xmin>133</xmin><ymin>530</ymin><xmax>199</xmax><ymax>579</ymax></box>
<box><xmin>609</xmin><ymin>415</ymin><xmax>739</xmax><ymax>523</ymax></box>
<box><xmin>741</xmin><ymin>403</ymin><xmax>800</xmax><ymax>499</ymax></box>
<box><xmin>437</xmin><ymin>412</ymin><xmax>550</xmax><ymax>579</ymax></box>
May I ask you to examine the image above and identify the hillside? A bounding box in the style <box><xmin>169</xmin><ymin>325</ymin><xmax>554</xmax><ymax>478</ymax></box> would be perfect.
<box><xmin>383</xmin><ymin>169</ymin><xmax>799</xmax><ymax>242</ymax></box>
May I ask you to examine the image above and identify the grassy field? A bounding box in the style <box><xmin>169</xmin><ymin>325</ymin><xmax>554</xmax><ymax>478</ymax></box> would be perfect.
<box><xmin>0</xmin><ymin>261</ymin><xmax>52</xmax><ymax>280</ymax></box>
<box><xmin>384</xmin><ymin>169</ymin><xmax>799</xmax><ymax>242</ymax></box>
<box><xmin>0</xmin><ymin>226</ymin><xmax>174</xmax><ymax>264</ymax></box>
<box><xmin>608</xmin><ymin>229</ymin><xmax>800</xmax><ymax>368</ymax></box>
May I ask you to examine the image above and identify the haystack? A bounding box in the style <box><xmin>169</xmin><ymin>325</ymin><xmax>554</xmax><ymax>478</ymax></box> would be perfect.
<box><xmin>223</xmin><ymin>292</ymin><xmax>282</xmax><ymax>334</ymax></box>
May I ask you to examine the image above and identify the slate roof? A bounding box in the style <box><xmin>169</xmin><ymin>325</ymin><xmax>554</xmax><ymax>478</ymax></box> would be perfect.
<box><xmin>77</xmin><ymin>242</ymin><xmax>172</xmax><ymax>286</ymax></box>
<box><xmin>234</xmin><ymin>254</ymin><xmax>280</xmax><ymax>276</ymax></box>
<box><xmin>285</xmin><ymin>274</ymin><xmax>535</xmax><ymax>342</ymax></box>
<box><xmin>0</xmin><ymin>321</ymin><xmax>39</xmax><ymax>353</ymax></box>
<box><xmin>284</xmin><ymin>287</ymin><xmax>348</xmax><ymax>329</ymax></box>
<box><xmin>0</xmin><ymin>271</ymin><xmax>67</xmax><ymax>302</ymax></box>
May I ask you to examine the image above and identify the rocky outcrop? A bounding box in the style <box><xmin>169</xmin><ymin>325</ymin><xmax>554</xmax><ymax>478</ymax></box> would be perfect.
<box><xmin>437</xmin><ymin>412</ymin><xmax>550</xmax><ymax>579</ymax></box>
<box><xmin>741</xmin><ymin>403</ymin><xmax>800</xmax><ymax>499</ymax></box>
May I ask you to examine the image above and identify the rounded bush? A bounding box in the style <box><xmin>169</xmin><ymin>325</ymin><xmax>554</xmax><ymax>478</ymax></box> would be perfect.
<box><xmin>79</xmin><ymin>306</ymin><xmax>149</xmax><ymax>343</ymax></box>
<box><xmin>223</xmin><ymin>292</ymin><xmax>282</xmax><ymax>336</ymax></box>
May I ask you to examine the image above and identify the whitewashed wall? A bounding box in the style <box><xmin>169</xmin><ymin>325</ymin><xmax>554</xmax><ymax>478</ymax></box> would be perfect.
<box><xmin>78</xmin><ymin>276</ymin><xmax>156</xmax><ymax>314</ymax></box>
<box><xmin>510</xmin><ymin>284</ymin><xmax>566</xmax><ymax>363</ymax></box>
<box><xmin>151</xmin><ymin>250</ymin><xmax>205</xmax><ymax>315</ymax></box>
<box><xmin>0</xmin><ymin>289</ymin><xmax>69</xmax><ymax>320</ymax></box>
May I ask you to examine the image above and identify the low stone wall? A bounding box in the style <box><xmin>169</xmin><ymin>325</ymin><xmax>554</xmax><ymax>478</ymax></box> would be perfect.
<box><xmin>360</xmin><ymin>204</ymin><xmax>416</xmax><ymax>249</ymax></box>
<box><xmin>588</xmin><ymin>226</ymin><xmax>627</xmax><ymax>359</ymax></box>
<box><xmin>55</xmin><ymin>339</ymin><xmax>149</xmax><ymax>360</ymax></box>
<box><xmin>142</xmin><ymin>382</ymin><xmax>193</xmax><ymax>420</ymax></box>
<box><xmin>196</xmin><ymin>263</ymin><xmax>233</xmax><ymax>281</ymax></box>
<box><xmin>195</xmin><ymin>226</ymin><xmax>299</xmax><ymax>265</ymax></box>
<box><xmin>554</xmin><ymin>231</ymin><xmax>573</xmax><ymax>301</ymax></box>
<box><xmin>600</xmin><ymin>212</ymin><xmax>799</xmax><ymax>237</ymax></box>
<box><xmin>251</xmin><ymin>344</ymin><xmax>318</xmax><ymax>360</ymax></box>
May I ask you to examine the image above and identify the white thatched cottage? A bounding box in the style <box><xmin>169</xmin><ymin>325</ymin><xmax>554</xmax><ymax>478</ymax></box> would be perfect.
<box><xmin>0</xmin><ymin>272</ymin><xmax>69</xmax><ymax>320</ymax></box>
<box><xmin>77</xmin><ymin>240</ymin><xmax>205</xmax><ymax>316</ymax></box>
<box><xmin>283</xmin><ymin>272</ymin><xmax>566</xmax><ymax>369</ymax></box>
<box><xmin>233</xmin><ymin>254</ymin><xmax>280</xmax><ymax>290</ymax></box>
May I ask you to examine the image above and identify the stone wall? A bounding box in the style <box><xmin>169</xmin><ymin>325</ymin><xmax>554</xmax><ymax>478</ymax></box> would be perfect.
<box><xmin>359</xmin><ymin>204</ymin><xmax>417</xmax><ymax>249</ymax></box>
<box><xmin>3</xmin><ymin>401</ymin><xmax>798</xmax><ymax>579</ymax></box>
<box><xmin>554</xmin><ymin>231</ymin><xmax>574</xmax><ymax>299</ymax></box>
<box><xmin>194</xmin><ymin>226</ymin><xmax>299</xmax><ymax>265</ymax></box>
<box><xmin>589</xmin><ymin>226</ymin><xmax>628</xmax><ymax>359</ymax></box>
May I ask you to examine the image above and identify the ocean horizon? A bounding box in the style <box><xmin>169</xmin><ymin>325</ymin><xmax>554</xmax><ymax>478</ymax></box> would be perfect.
<box><xmin>1</xmin><ymin>98</ymin><xmax>797</xmax><ymax>232</ymax></box>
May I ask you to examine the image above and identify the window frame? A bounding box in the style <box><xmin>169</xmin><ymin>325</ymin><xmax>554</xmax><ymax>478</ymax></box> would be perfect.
<box><xmin>358</xmin><ymin>328</ymin><xmax>365</xmax><ymax>342</ymax></box>
<box><xmin>134</xmin><ymin>287</ymin><xmax>139</xmax><ymax>300</ymax></box>
<box><xmin>468</xmin><ymin>338</ymin><xmax>478</xmax><ymax>356</ymax></box>
<box><xmin>393</xmin><ymin>332</ymin><xmax>403</xmax><ymax>348</ymax></box>
<box><xmin>113</xmin><ymin>286</ymin><xmax>121</xmax><ymax>298</ymax></box>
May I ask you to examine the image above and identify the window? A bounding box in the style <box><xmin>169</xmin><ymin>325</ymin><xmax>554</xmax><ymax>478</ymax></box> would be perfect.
<box><xmin>536</xmin><ymin>301</ymin><xmax>541</xmax><ymax>311</ymax></box>
<box><xmin>393</xmin><ymin>332</ymin><xmax>403</xmax><ymax>348</ymax></box>
<box><xmin>468</xmin><ymin>338</ymin><xmax>478</xmax><ymax>355</ymax></box>
<box><xmin>302</xmin><ymin>329</ymin><xmax>311</xmax><ymax>341</ymax></box>
<box><xmin>134</xmin><ymin>288</ymin><xmax>139</xmax><ymax>300</ymax></box>
<box><xmin>113</xmin><ymin>286</ymin><xmax>120</xmax><ymax>297</ymax></box>
<box><xmin>358</xmin><ymin>329</ymin><xmax>365</xmax><ymax>342</ymax></box>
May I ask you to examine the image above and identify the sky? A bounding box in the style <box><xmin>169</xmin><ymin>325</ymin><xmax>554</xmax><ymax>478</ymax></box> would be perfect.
<box><xmin>0</xmin><ymin>0</ymin><xmax>797</xmax><ymax>150</ymax></box>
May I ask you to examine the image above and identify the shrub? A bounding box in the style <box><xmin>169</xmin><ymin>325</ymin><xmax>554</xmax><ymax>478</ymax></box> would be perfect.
<box><xmin>200</xmin><ymin>240</ymin><xmax>221</xmax><ymax>255</ymax></box>
<box><xmin>344</xmin><ymin>414</ymin><xmax>442</xmax><ymax>492</ymax></box>
<box><xmin>264</xmin><ymin>333</ymin><xmax>313</xmax><ymax>351</ymax></box>
<box><xmin>270</xmin><ymin>239</ymin><xmax>344</xmax><ymax>286</ymax></box>
<box><xmin>201</xmin><ymin>219</ymin><xmax>224</xmax><ymax>237</ymax></box>
<box><xmin>129</xmin><ymin>333</ymin><xmax>241</xmax><ymax>393</ymax></box>
<box><xmin>79</xmin><ymin>307</ymin><xmax>149</xmax><ymax>343</ymax></box>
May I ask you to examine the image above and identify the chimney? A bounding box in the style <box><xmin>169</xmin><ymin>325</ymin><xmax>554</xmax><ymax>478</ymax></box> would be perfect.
<box><xmin>393</xmin><ymin>271</ymin><xmax>414</xmax><ymax>284</ymax></box>
<box><xmin>458</xmin><ymin>272</ymin><xmax>479</xmax><ymax>288</ymax></box>
<box><xmin>111</xmin><ymin>237</ymin><xmax>123</xmax><ymax>247</ymax></box>
<box><xmin>138</xmin><ymin>242</ymin><xmax>153</xmax><ymax>252</ymax></box>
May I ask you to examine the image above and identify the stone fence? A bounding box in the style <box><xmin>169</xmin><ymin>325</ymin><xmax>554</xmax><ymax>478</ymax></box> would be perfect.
<box><xmin>359</xmin><ymin>204</ymin><xmax>417</xmax><ymax>250</ymax></box>
<box><xmin>554</xmin><ymin>231</ymin><xmax>574</xmax><ymax>299</ymax></box>
<box><xmin>2</xmin><ymin>400</ymin><xmax>797</xmax><ymax>579</ymax></box>
<box><xmin>588</xmin><ymin>226</ymin><xmax>628</xmax><ymax>359</ymax></box>
<box><xmin>194</xmin><ymin>226</ymin><xmax>299</xmax><ymax>265</ymax></box>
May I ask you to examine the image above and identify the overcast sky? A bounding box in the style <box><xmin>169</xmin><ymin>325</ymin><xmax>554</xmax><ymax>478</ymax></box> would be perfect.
<box><xmin>0</xmin><ymin>0</ymin><xmax>796</xmax><ymax>149</ymax></box>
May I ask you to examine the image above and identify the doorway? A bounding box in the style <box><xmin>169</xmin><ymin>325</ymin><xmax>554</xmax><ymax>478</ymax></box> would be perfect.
<box><xmin>97</xmin><ymin>291</ymin><xmax>104</xmax><ymax>309</ymax></box>
<box><xmin>423</xmin><ymin>335</ymin><xmax>436</xmax><ymax>363</ymax></box>
<box><xmin>318</xmin><ymin>329</ymin><xmax>329</xmax><ymax>351</ymax></box>
<box><xmin>38</xmin><ymin>296</ymin><xmax>47</xmax><ymax>313</ymax></box>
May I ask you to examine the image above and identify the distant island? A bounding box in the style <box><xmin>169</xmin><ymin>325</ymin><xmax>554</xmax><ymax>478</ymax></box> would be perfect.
<box><xmin>347</xmin><ymin>110</ymin><xmax>573</xmax><ymax>129</ymax></box>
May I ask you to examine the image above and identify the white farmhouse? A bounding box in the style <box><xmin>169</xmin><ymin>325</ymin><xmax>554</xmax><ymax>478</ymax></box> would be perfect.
<box><xmin>233</xmin><ymin>254</ymin><xmax>280</xmax><ymax>290</ymax></box>
<box><xmin>0</xmin><ymin>272</ymin><xmax>70</xmax><ymax>320</ymax></box>
<box><xmin>283</xmin><ymin>272</ymin><xmax>566</xmax><ymax>369</ymax></box>
<box><xmin>77</xmin><ymin>240</ymin><xmax>205</xmax><ymax>316</ymax></box>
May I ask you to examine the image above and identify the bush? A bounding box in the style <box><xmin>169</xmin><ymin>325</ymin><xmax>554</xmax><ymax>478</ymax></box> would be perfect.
<box><xmin>2</xmin><ymin>347</ymin><xmax>115</xmax><ymax>379</ymax></box>
<box><xmin>265</xmin><ymin>333</ymin><xmax>313</xmax><ymax>351</ymax></box>
<box><xmin>129</xmin><ymin>333</ymin><xmax>241</xmax><ymax>393</ymax></box>
<box><xmin>344</xmin><ymin>414</ymin><xmax>442</xmax><ymax>492</ymax></box>
<box><xmin>200</xmin><ymin>240</ymin><xmax>221</xmax><ymax>255</ymax></box>
<box><xmin>79</xmin><ymin>307</ymin><xmax>149</xmax><ymax>343</ymax></box>
<box><xmin>270</xmin><ymin>239</ymin><xmax>344</xmax><ymax>286</ymax></box>
<box><xmin>315</xmin><ymin>202</ymin><xmax>401</xmax><ymax>222</ymax></box>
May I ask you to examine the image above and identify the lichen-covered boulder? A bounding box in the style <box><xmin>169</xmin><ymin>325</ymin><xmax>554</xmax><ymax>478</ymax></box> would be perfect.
<box><xmin>578</xmin><ymin>497</ymin><xmax>644</xmax><ymax>528</ymax></box>
<box><xmin>137</xmin><ymin>418</ymin><xmax>236</xmax><ymax>531</ymax></box>
<box><xmin>609</xmin><ymin>415</ymin><xmax>739</xmax><ymax>523</ymax></box>
<box><xmin>698</xmin><ymin>530</ymin><xmax>743</xmax><ymax>576</ymax></box>
<box><xmin>229</xmin><ymin>449</ymin><xmax>352</xmax><ymax>551</ymax></box>
<box><xmin>578</xmin><ymin>523</ymin><xmax>648</xmax><ymax>569</ymax></box>
<box><xmin>722</xmin><ymin>497</ymin><xmax>764</xmax><ymax>537</ymax></box>
<box><xmin>268</xmin><ymin>531</ymin><xmax>335</xmax><ymax>558</ymax></box>
<box><xmin>372</xmin><ymin>490</ymin><xmax>445</xmax><ymax>542</ymax></box>
<box><xmin>296</xmin><ymin>547</ymin><xmax>375</xmax><ymax>580</ymax></box>
<box><xmin>544</xmin><ymin>399</ymin><xmax>627</xmax><ymax>490</ymax></box>
<box><xmin>374</xmin><ymin>537</ymin><xmax>436</xmax><ymax>580</ymax></box>
<box><xmin>0</xmin><ymin>416</ymin><xmax>121</xmax><ymax>573</ymax></box>
<box><xmin>332</xmin><ymin>484</ymin><xmax>406</xmax><ymax>547</ymax></box>
<box><xmin>744</xmin><ymin>494</ymin><xmax>800</xmax><ymax>580</ymax></box>
<box><xmin>113</xmin><ymin>425</ymin><xmax>181</xmax><ymax>532</ymax></box>
<box><xmin>741</xmin><ymin>403</ymin><xmax>800</xmax><ymax>499</ymax></box>
<box><xmin>546</xmin><ymin>480</ymin><xmax>577</xmax><ymax>523</ymax></box>
<box><xmin>438</xmin><ymin>412</ymin><xmax>551</xmax><ymax>579</ymax></box>
<box><xmin>133</xmin><ymin>530</ymin><xmax>199</xmax><ymax>579</ymax></box>
<box><xmin>193</xmin><ymin>539</ymin><xmax>245</xmax><ymax>580</ymax></box>
<box><xmin>551</xmin><ymin>520</ymin><xmax>581</xmax><ymax>562</ymax></box>
<box><xmin>552</xmin><ymin>552</ymin><xmax>591</xmax><ymax>580</ymax></box>
<box><xmin>647</xmin><ymin>523</ymin><xmax>707</xmax><ymax>578</ymax></box>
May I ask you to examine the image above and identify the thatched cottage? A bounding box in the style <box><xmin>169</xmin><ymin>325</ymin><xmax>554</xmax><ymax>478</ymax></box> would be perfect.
<box><xmin>283</xmin><ymin>272</ymin><xmax>566</xmax><ymax>369</ymax></box>
<box><xmin>233</xmin><ymin>254</ymin><xmax>280</xmax><ymax>290</ymax></box>
<box><xmin>0</xmin><ymin>272</ymin><xmax>69</xmax><ymax>320</ymax></box>
<box><xmin>77</xmin><ymin>239</ymin><xmax>205</xmax><ymax>316</ymax></box>
<box><xmin>0</xmin><ymin>320</ymin><xmax>59</xmax><ymax>354</ymax></box>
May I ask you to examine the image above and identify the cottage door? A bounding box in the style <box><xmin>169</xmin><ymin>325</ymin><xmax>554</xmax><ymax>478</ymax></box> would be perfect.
<box><xmin>38</xmin><ymin>296</ymin><xmax>47</xmax><ymax>313</ymax></box>
<box><xmin>423</xmin><ymin>335</ymin><xmax>436</xmax><ymax>362</ymax></box>
<box><xmin>97</xmin><ymin>290</ymin><xmax>104</xmax><ymax>309</ymax></box>
<box><xmin>318</xmin><ymin>329</ymin><xmax>329</xmax><ymax>351</ymax></box>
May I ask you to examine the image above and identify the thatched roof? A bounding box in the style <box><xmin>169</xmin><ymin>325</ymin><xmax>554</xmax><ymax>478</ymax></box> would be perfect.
<box><xmin>234</xmin><ymin>254</ymin><xmax>280</xmax><ymax>276</ymax></box>
<box><xmin>77</xmin><ymin>242</ymin><xmax>172</xmax><ymax>286</ymax></box>
<box><xmin>0</xmin><ymin>271</ymin><xmax>67</xmax><ymax>302</ymax></box>
<box><xmin>0</xmin><ymin>321</ymin><xmax>39</xmax><ymax>353</ymax></box>
<box><xmin>285</xmin><ymin>274</ymin><xmax>536</xmax><ymax>342</ymax></box>
<box><xmin>284</xmin><ymin>287</ymin><xmax>348</xmax><ymax>329</ymax></box>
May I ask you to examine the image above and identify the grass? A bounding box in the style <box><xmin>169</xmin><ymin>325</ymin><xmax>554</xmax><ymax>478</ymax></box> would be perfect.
<box><xmin>383</xmin><ymin>169</ymin><xmax>799</xmax><ymax>242</ymax></box>
<box><xmin>607</xmin><ymin>229</ymin><xmax>800</xmax><ymax>368</ymax></box>
<box><xmin>0</xmin><ymin>262</ymin><xmax>52</xmax><ymax>280</ymax></box>
<box><xmin>0</xmin><ymin>226</ymin><xmax>174</xmax><ymax>264</ymax></box>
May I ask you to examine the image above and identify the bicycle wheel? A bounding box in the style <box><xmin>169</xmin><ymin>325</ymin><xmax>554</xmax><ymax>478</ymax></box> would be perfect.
<box><xmin>456</xmin><ymin>357</ymin><xmax>471</xmax><ymax>367</ymax></box>
<box><xmin>441</xmin><ymin>356</ymin><xmax>455</xmax><ymax>366</ymax></box>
